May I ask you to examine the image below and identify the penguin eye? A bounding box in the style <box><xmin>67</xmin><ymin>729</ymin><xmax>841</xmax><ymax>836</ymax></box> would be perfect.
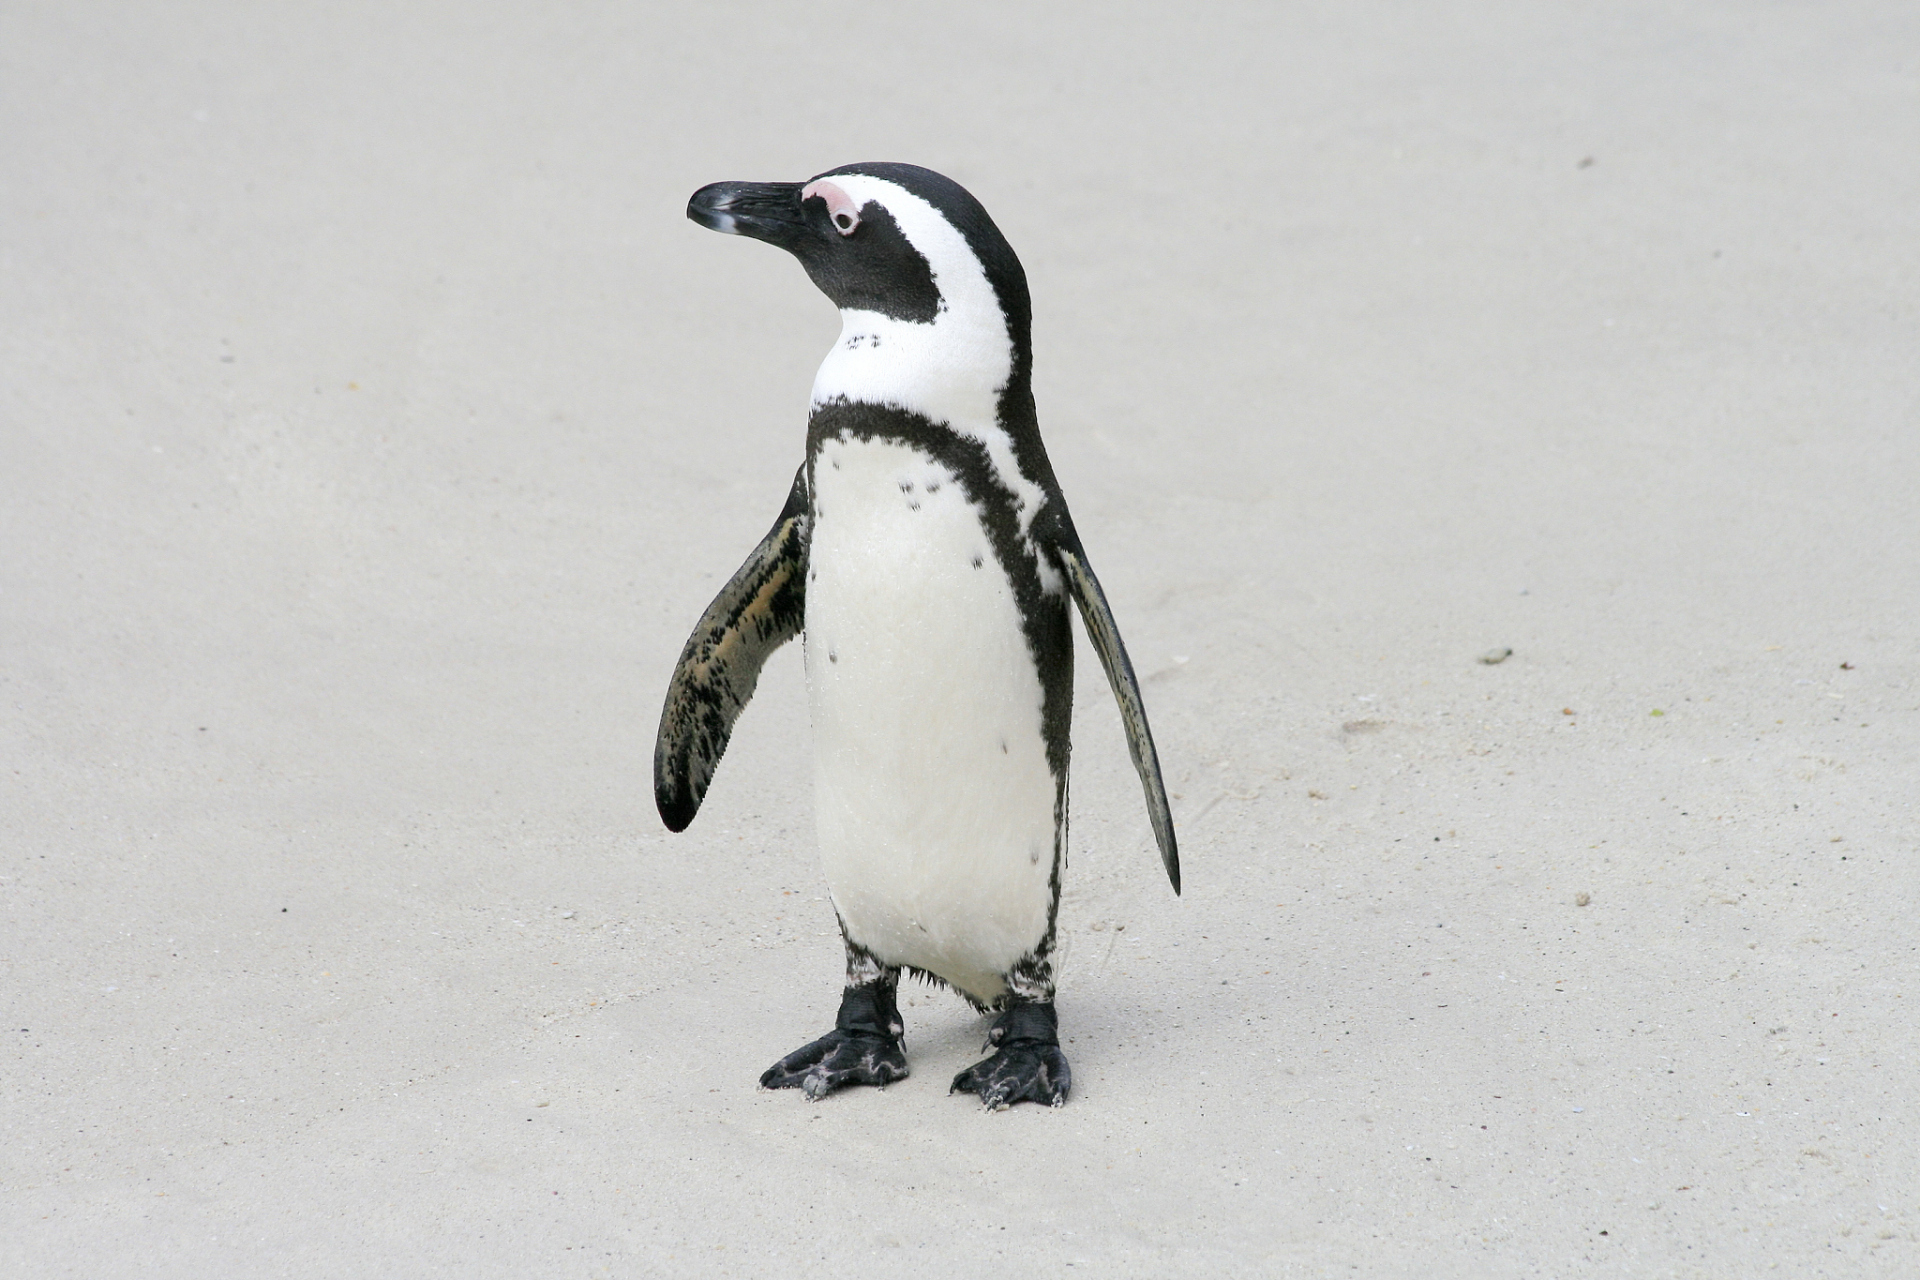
<box><xmin>802</xmin><ymin>179</ymin><xmax>862</xmax><ymax>238</ymax></box>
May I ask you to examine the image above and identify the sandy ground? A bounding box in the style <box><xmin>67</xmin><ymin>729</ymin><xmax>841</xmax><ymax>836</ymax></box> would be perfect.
<box><xmin>4</xmin><ymin>3</ymin><xmax>1917</xmax><ymax>1276</ymax></box>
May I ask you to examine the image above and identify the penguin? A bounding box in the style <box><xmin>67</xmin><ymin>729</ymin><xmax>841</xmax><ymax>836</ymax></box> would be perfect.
<box><xmin>655</xmin><ymin>163</ymin><xmax>1178</xmax><ymax>1109</ymax></box>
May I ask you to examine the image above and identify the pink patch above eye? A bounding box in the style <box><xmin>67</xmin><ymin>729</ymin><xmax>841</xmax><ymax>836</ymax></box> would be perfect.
<box><xmin>802</xmin><ymin>179</ymin><xmax>862</xmax><ymax>235</ymax></box>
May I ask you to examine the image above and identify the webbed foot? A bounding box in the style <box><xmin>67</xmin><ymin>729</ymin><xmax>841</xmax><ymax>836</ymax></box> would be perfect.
<box><xmin>760</xmin><ymin>980</ymin><xmax>907</xmax><ymax>1100</ymax></box>
<box><xmin>950</xmin><ymin>1000</ymin><xmax>1070</xmax><ymax>1109</ymax></box>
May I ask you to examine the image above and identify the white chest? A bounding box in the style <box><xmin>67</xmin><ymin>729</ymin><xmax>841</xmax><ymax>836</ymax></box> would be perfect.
<box><xmin>804</xmin><ymin>432</ymin><xmax>1059</xmax><ymax>1000</ymax></box>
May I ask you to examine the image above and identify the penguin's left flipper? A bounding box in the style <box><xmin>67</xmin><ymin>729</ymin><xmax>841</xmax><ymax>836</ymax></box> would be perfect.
<box><xmin>654</xmin><ymin>465</ymin><xmax>809</xmax><ymax>832</ymax></box>
<box><xmin>951</xmin><ymin>1002</ymin><xmax>1071</xmax><ymax>1110</ymax></box>
<box><xmin>1055</xmin><ymin>542</ymin><xmax>1181</xmax><ymax>893</ymax></box>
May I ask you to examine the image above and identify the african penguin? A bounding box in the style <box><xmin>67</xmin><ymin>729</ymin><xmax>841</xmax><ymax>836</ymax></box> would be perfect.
<box><xmin>655</xmin><ymin>163</ymin><xmax>1178</xmax><ymax>1109</ymax></box>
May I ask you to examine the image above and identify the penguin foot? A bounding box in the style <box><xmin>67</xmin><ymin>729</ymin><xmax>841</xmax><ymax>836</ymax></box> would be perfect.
<box><xmin>760</xmin><ymin>981</ymin><xmax>907</xmax><ymax>1101</ymax></box>
<box><xmin>950</xmin><ymin>1001</ymin><xmax>1071</xmax><ymax>1110</ymax></box>
<box><xmin>760</xmin><ymin>1029</ymin><xmax>908</xmax><ymax>1099</ymax></box>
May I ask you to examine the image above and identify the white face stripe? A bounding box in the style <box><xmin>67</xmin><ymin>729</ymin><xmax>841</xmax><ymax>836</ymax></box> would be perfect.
<box><xmin>807</xmin><ymin>174</ymin><xmax>1052</xmax><ymax>547</ymax></box>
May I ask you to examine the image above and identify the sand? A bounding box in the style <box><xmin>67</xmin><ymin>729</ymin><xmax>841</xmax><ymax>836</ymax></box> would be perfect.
<box><xmin>3</xmin><ymin>3</ymin><xmax>1916</xmax><ymax>1275</ymax></box>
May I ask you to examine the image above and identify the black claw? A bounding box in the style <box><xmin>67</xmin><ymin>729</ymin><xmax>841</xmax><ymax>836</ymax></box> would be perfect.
<box><xmin>760</xmin><ymin>981</ymin><xmax>908</xmax><ymax>1101</ymax></box>
<box><xmin>950</xmin><ymin>1001</ymin><xmax>1071</xmax><ymax>1109</ymax></box>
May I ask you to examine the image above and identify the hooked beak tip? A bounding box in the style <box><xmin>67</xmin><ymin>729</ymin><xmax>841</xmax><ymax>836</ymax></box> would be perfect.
<box><xmin>686</xmin><ymin>184</ymin><xmax>739</xmax><ymax>234</ymax></box>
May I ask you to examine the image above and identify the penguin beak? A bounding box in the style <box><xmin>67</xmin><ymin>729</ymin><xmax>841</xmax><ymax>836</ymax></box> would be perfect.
<box><xmin>687</xmin><ymin>181</ymin><xmax>809</xmax><ymax>250</ymax></box>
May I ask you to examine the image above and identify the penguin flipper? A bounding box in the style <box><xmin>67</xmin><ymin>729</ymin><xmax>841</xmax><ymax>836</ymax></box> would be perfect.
<box><xmin>654</xmin><ymin>465</ymin><xmax>809</xmax><ymax>832</ymax></box>
<box><xmin>1056</xmin><ymin>543</ymin><xmax>1181</xmax><ymax>894</ymax></box>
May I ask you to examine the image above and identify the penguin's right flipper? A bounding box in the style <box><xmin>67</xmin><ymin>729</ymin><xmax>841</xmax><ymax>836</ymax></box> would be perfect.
<box><xmin>1056</xmin><ymin>543</ymin><xmax>1181</xmax><ymax>894</ymax></box>
<box><xmin>654</xmin><ymin>465</ymin><xmax>809</xmax><ymax>832</ymax></box>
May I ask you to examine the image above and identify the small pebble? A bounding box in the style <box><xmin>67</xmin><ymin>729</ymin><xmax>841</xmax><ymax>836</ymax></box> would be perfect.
<box><xmin>1479</xmin><ymin>648</ymin><xmax>1513</xmax><ymax>665</ymax></box>
<box><xmin>1575</xmin><ymin>891</ymin><xmax>1591</xmax><ymax>907</ymax></box>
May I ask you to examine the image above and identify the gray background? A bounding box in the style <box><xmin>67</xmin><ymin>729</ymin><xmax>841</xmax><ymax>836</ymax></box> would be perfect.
<box><xmin>4</xmin><ymin>3</ymin><xmax>1916</xmax><ymax>1275</ymax></box>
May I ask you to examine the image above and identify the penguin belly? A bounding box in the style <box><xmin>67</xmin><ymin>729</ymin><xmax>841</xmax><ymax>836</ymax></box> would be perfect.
<box><xmin>805</xmin><ymin>432</ymin><xmax>1057</xmax><ymax>1004</ymax></box>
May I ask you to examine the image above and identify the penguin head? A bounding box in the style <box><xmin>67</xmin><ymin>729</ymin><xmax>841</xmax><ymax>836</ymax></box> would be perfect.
<box><xmin>687</xmin><ymin>163</ymin><xmax>1029</xmax><ymax>341</ymax></box>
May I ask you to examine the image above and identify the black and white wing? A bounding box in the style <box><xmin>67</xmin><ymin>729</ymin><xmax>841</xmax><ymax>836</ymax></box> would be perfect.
<box><xmin>654</xmin><ymin>466</ymin><xmax>809</xmax><ymax>832</ymax></box>
<box><xmin>1054</xmin><ymin>540</ymin><xmax>1181</xmax><ymax>894</ymax></box>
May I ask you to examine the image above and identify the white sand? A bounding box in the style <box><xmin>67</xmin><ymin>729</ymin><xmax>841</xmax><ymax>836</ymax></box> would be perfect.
<box><xmin>4</xmin><ymin>3</ymin><xmax>1916</xmax><ymax>1274</ymax></box>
